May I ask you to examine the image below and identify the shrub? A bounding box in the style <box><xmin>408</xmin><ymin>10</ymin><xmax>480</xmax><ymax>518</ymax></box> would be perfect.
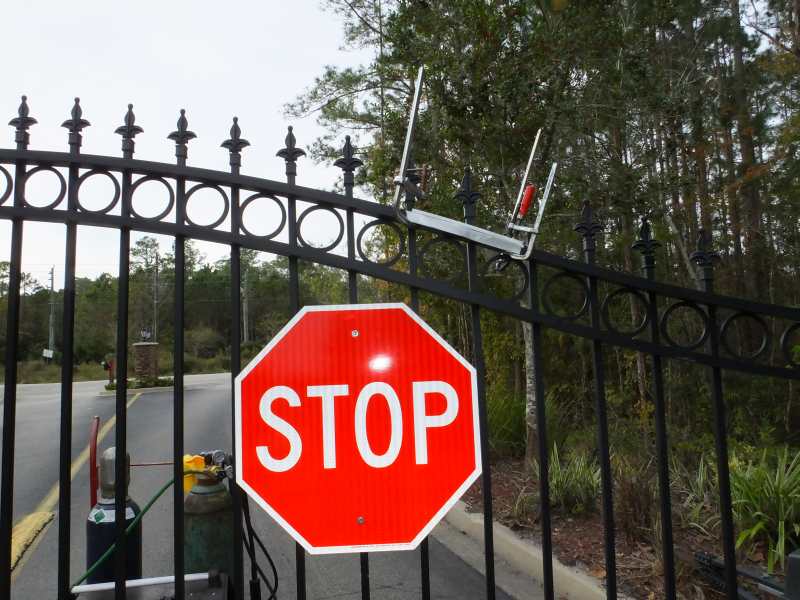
<box><xmin>613</xmin><ymin>455</ymin><xmax>657</xmax><ymax>543</ymax></box>
<box><xmin>731</xmin><ymin>447</ymin><xmax>800</xmax><ymax>572</ymax></box>
<box><xmin>487</xmin><ymin>389</ymin><xmax>525</xmax><ymax>457</ymax></box>
<box><xmin>186</xmin><ymin>327</ymin><xmax>225</xmax><ymax>359</ymax></box>
<box><xmin>672</xmin><ymin>454</ymin><xmax>719</xmax><ymax>537</ymax></box>
<box><xmin>534</xmin><ymin>444</ymin><xmax>601</xmax><ymax>515</ymax></box>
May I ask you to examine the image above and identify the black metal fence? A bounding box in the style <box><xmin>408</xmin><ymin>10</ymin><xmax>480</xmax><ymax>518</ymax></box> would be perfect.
<box><xmin>1</xmin><ymin>96</ymin><xmax>799</xmax><ymax>600</ymax></box>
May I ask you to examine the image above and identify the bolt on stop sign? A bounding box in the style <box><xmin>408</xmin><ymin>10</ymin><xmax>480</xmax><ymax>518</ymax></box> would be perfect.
<box><xmin>234</xmin><ymin>303</ymin><xmax>481</xmax><ymax>554</ymax></box>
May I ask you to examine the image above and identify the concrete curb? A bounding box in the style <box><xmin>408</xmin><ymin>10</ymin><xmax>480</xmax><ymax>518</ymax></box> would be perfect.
<box><xmin>440</xmin><ymin>500</ymin><xmax>609</xmax><ymax>600</ymax></box>
<box><xmin>96</xmin><ymin>385</ymin><xmax>173</xmax><ymax>397</ymax></box>
<box><xmin>95</xmin><ymin>383</ymin><xmax>219</xmax><ymax>397</ymax></box>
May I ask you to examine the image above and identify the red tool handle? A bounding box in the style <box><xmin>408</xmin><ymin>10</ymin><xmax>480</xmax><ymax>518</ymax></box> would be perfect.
<box><xmin>519</xmin><ymin>184</ymin><xmax>536</xmax><ymax>218</ymax></box>
<box><xmin>89</xmin><ymin>416</ymin><xmax>100</xmax><ymax>508</ymax></box>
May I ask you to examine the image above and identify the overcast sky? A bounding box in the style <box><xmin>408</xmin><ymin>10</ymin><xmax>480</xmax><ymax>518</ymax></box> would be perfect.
<box><xmin>0</xmin><ymin>1</ymin><xmax>371</xmax><ymax>288</ymax></box>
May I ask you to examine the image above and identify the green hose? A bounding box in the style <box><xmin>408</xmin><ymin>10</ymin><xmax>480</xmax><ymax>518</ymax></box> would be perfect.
<box><xmin>71</xmin><ymin>470</ymin><xmax>209</xmax><ymax>591</ymax></box>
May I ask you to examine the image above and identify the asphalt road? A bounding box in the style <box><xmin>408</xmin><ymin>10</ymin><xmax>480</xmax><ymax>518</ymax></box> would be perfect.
<box><xmin>3</xmin><ymin>375</ymin><xmax>515</xmax><ymax>599</ymax></box>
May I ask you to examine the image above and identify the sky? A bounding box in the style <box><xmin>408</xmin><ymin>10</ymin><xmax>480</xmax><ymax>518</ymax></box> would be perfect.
<box><xmin>0</xmin><ymin>1</ymin><xmax>372</xmax><ymax>288</ymax></box>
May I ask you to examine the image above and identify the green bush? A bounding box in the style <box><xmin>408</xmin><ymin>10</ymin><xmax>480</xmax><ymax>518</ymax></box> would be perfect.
<box><xmin>534</xmin><ymin>444</ymin><xmax>601</xmax><ymax>515</ymax></box>
<box><xmin>731</xmin><ymin>447</ymin><xmax>800</xmax><ymax>572</ymax></box>
<box><xmin>613</xmin><ymin>455</ymin><xmax>657</xmax><ymax>543</ymax></box>
<box><xmin>186</xmin><ymin>327</ymin><xmax>225</xmax><ymax>359</ymax></box>
<box><xmin>487</xmin><ymin>390</ymin><xmax>525</xmax><ymax>457</ymax></box>
<box><xmin>672</xmin><ymin>454</ymin><xmax>719</xmax><ymax>536</ymax></box>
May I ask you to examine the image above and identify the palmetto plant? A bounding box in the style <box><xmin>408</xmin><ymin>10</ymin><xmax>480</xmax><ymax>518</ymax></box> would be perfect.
<box><xmin>731</xmin><ymin>447</ymin><xmax>800</xmax><ymax>573</ymax></box>
<box><xmin>534</xmin><ymin>444</ymin><xmax>601</xmax><ymax>515</ymax></box>
<box><xmin>672</xmin><ymin>455</ymin><xmax>720</xmax><ymax>537</ymax></box>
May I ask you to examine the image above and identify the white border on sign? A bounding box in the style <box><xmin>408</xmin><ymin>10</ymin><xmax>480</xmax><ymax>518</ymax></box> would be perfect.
<box><xmin>234</xmin><ymin>302</ymin><xmax>482</xmax><ymax>555</ymax></box>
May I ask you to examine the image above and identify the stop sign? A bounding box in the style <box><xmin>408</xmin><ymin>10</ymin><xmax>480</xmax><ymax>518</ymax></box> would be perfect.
<box><xmin>234</xmin><ymin>303</ymin><xmax>481</xmax><ymax>554</ymax></box>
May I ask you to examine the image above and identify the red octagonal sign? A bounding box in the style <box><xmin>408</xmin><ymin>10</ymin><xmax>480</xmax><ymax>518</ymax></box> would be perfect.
<box><xmin>235</xmin><ymin>303</ymin><xmax>481</xmax><ymax>554</ymax></box>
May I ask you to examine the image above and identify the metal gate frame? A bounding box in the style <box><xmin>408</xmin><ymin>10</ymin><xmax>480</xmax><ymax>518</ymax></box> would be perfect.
<box><xmin>1</xmin><ymin>96</ymin><xmax>799</xmax><ymax>600</ymax></box>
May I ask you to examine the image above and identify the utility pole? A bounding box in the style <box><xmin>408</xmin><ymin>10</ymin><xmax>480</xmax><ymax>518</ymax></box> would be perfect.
<box><xmin>153</xmin><ymin>249</ymin><xmax>159</xmax><ymax>342</ymax></box>
<box><xmin>48</xmin><ymin>266</ymin><xmax>55</xmax><ymax>362</ymax></box>
<box><xmin>242</xmin><ymin>268</ymin><xmax>250</xmax><ymax>343</ymax></box>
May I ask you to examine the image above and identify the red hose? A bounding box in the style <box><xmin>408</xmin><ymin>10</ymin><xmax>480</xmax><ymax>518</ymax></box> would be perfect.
<box><xmin>89</xmin><ymin>416</ymin><xmax>100</xmax><ymax>508</ymax></box>
<box><xmin>519</xmin><ymin>184</ymin><xmax>536</xmax><ymax>218</ymax></box>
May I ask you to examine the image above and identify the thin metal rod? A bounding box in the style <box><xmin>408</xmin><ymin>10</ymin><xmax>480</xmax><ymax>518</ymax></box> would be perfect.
<box><xmin>508</xmin><ymin>129</ymin><xmax>541</xmax><ymax>230</ymax></box>
<box><xmin>0</xmin><ymin>205</ymin><xmax>23</xmax><ymax>598</ymax></box>
<box><xmin>392</xmin><ymin>66</ymin><xmax>424</xmax><ymax>212</ymax></box>
<box><xmin>643</xmin><ymin>265</ymin><xmax>676</xmax><ymax>599</ymax></box>
<box><xmin>583</xmin><ymin>241</ymin><xmax>616</xmax><ymax>599</ymax></box>
<box><xmin>229</xmin><ymin>180</ymin><xmax>245</xmax><ymax>599</ymax></box>
<box><xmin>420</xmin><ymin>538</ymin><xmax>430</xmax><ymax>600</ymax></box>
<box><xmin>408</xmin><ymin>226</ymin><xmax>431</xmax><ymax>599</ymax></box>
<box><xmin>72</xmin><ymin>572</ymin><xmax>210</xmax><ymax>593</ymax></box>
<box><xmin>346</xmin><ymin>204</ymin><xmax>357</xmax><ymax>301</ymax></box>
<box><xmin>527</xmin><ymin>260</ymin><xmax>554</xmax><ymax>600</ymax></box>
<box><xmin>295</xmin><ymin>544</ymin><xmax>306</xmax><ymax>600</ymax></box>
<box><xmin>286</xmin><ymin>191</ymin><xmax>306</xmax><ymax>600</ymax></box>
<box><xmin>344</xmin><ymin>184</ymin><xmax>370</xmax><ymax>600</ymax></box>
<box><xmin>57</xmin><ymin>160</ymin><xmax>79</xmax><ymax>600</ymax></box>
<box><xmin>173</xmin><ymin>173</ymin><xmax>186</xmax><ymax>600</ymax></box>
<box><xmin>466</xmin><ymin>242</ymin><xmax>495</xmax><ymax>600</ymax></box>
<box><xmin>113</xmin><ymin>169</ymin><xmax>132</xmax><ymax>600</ymax></box>
<box><xmin>360</xmin><ymin>552</ymin><xmax>370</xmax><ymax>600</ymax></box>
<box><xmin>707</xmin><ymin>303</ymin><xmax>738</xmax><ymax>598</ymax></box>
<box><xmin>588</xmin><ymin>288</ymin><xmax>617</xmax><ymax>600</ymax></box>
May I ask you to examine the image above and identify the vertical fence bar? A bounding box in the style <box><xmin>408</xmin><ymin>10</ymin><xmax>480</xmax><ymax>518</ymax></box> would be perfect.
<box><xmin>0</xmin><ymin>96</ymin><xmax>33</xmax><ymax>597</ymax></box>
<box><xmin>57</xmin><ymin>98</ymin><xmax>87</xmax><ymax>600</ymax></box>
<box><xmin>575</xmin><ymin>202</ymin><xmax>616</xmax><ymax>599</ymax></box>
<box><xmin>407</xmin><ymin>225</ymin><xmax>431</xmax><ymax>600</ymax></box>
<box><xmin>335</xmin><ymin>136</ymin><xmax>371</xmax><ymax>600</ymax></box>
<box><xmin>168</xmin><ymin>109</ymin><xmax>195</xmax><ymax>600</ymax></box>
<box><xmin>223</xmin><ymin>116</ymin><xmax>247</xmax><ymax>599</ymax></box>
<box><xmin>633</xmin><ymin>218</ymin><xmax>676</xmax><ymax>599</ymax></box>
<box><xmin>691</xmin><ymin>232</ymin><xmax>737</xmax><ymax>598</ymax></box>
<box><xmin>173</xmin><ymin>212</ymin><xmax>186</xmax><ymax>600</ymax></box>
<box><xmin>458</xmin><ymin>170</ymin><xmax>495</xmax><ymax>599</ymax></box>
<box><xmin>527</xmin><ymin>259</ymin><xmax>554</xmax><ymax>600</ymax></box>
<box><xmin>113</xmin><ymin>174</ymin><xmax>131</xmax><ymax>600</ymax></box>
<box><xmin>112</xmin><ymin>103</ymin><xmax>141</xmax><ymax>600</ymax></box>
<box><xmin>174</xmin><ymin>244</ymin><xmax>187</xmax><ymax>597</ymax></box>
<box><xmin>278</xmin><ymin>126</ymin><xmax>306</xmax><ymax>600</ymax></box>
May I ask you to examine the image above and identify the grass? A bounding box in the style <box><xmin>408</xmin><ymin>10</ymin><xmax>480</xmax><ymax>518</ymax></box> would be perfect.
<box><xmin>2</xmin><ymin>353</ymin><xmax>232</xmax><ymax>385</ymax></box>
<box><xmin>0</xmin><ymin>360</ymin><xmax>108</xmax><ymax>384</ymax></box>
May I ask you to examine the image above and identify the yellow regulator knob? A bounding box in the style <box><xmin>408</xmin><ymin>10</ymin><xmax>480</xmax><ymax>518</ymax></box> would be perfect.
<box><xmin>182</xmin><ymin>454</ymin><xmax>206</xmax><ymax>493</ymax></box>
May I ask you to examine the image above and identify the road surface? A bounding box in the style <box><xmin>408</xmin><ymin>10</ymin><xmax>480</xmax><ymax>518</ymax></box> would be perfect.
<box><xmin>2</xmin><ymin>375</ymin><xmax>525</xmax><ymax>599</ymax></box>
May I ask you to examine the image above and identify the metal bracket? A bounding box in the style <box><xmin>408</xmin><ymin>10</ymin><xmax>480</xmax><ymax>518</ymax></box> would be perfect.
<box><xmin>392</xmin><ymin>66</ymin><xmax>556</xmax><ymax>262</ymax></box>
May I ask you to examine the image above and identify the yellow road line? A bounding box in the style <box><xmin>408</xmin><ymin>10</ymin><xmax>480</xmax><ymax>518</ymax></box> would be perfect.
<box><xmin>10</xmin><ymin>391</ymin><xmax>143</xmax><ymax>577</ymax></box>
<box><xmin>10</xmin><ymin>512</ymin><xmax>54</xmax><ymax>571</ymax></box>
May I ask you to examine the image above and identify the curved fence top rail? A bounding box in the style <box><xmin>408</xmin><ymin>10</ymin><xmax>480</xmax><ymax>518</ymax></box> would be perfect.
<box><xmin>1</xmin><ymin>101</ymin><xmax>799</xmax><ymax>381</ymax></box>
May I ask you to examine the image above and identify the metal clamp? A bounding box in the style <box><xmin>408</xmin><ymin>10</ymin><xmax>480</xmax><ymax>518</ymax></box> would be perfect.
<box><xmin>392</xmin><ymin>67</ymin><xmax>556</xmax><ymax>262</ymax></box>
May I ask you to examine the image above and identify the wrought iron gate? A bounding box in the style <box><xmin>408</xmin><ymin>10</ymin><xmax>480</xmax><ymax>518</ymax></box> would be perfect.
<box><xmin>1</xmin><ymin>95</ymin><xmax>799</xmax><ymax>600</ymax></box>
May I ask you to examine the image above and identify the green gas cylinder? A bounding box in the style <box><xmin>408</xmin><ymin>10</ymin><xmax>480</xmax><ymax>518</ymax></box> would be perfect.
<box><xmin>183</xmin><ymin>472</ymin><xmax>234</xmax><ymax>578</ymax></box>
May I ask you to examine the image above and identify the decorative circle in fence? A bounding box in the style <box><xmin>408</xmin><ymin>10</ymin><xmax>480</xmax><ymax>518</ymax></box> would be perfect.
<box><xmin>720</xmin><ymin>312</ymin><xmax>770</xmax><ymax>360</ymax></box>
<box><xmin>659</xmin><ymin>300</ymin><xmax>710</xmax><ymax>351</ymax></box>
<box><xmin>418</xmin><ymin>235</ymin><xmax>466</xmax><ymax>284</ymax></box>
<box><xmin>541</xmin><ymin>272</ymin><xmax>590</xmax><ymax>321</ymax></box>
<box><xmin>22</xmin><ymin>166</ymin><xmax>66</xmax><ymax>209</ymax></box>
<box><xmin>76</xmin><ymin>170</ymin><xmax>121</xmax><ymax>214</ymax></box>
<box><xmin>239</xmin><ymin>192</ymin><xmax>286</xmax><ymax>239</ymax></box>
<box><xmin>184</xmin><ymin>183</ymin><xmax>229</xmax><ymax>229</ymax></box>
<box><xmin>481</xmin><ymin>254</ymin><xmax>528</xmax><ymax>302</ymax></box>
<box><xmin>356</xmin><ymin>219</ymin><xmax>406</xmax><ymax>267</ymax></box>
<box><xmin>600</xmin><ymin>287</ymin><xmax>650</xmax><ymax>337</ymax></box>
<box><xmin>0</xmin><ymin>165</ymin><xmax>12</xmax><ymax>206</ymax></box>
<box><xmin>129</xmin><ymin>175</ymin><xmax>175</xmax><ymax>221</ymax></box>
<box><xmin>297</xmin><ymin>205</ymin><xmax>344</xmax><ymax>251</ymax></box>
<box><xmin>781</xmin><ymin>322</ymin><xmax>800</xmax><ymax>367</ymax></box>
